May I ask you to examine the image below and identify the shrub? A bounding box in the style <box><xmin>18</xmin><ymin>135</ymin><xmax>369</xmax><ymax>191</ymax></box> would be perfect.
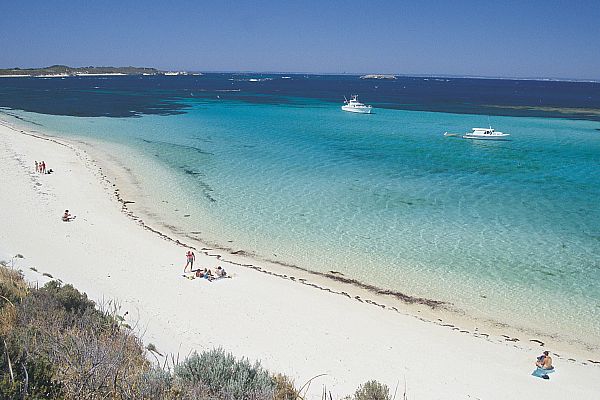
<box><xmin>0</xmin><ymin>343</ymin><xmax>63</xmax><ymax>399</ymax></box>
<box><xmin>0</xmin><ymin>265</ymin><xmax>28</xmax><ymax>305</ymax></box>
<box><xmin>353</xmin><ymin>380</ymin><xmax>391</xmax><ymax>400</ymax></box>
<box><xmin>273</xmin><ymin>373</ymin><xmax>299</xmax><ymax>400</ymax></box>
<box><xmin>1</xmin><ymin>265</ymin><xmax>393</xmax><ymax>400</ymax></box>
<box><xmin>0</xmin><ymin>304</ymin><xmax>17</xmax><ymax>337</ymax></box>
<box><xmin>0</xmin><ymin>265</ymin><xmax>27</xmax><ymax>341</ymax></box>
<box><xmin>26</xmin><ymin>304</ymin><xmax>149</xmax><ymax>398</ymax></box>
<box><xmin>175</xmin><ymin>348</ymin><xmax>276</xmax><ymax>400</ymax></box>
<box><xmin>136</xmin><ymin>366</ymin><xmax>175</xmax><ymax>399</ymax></box>
<box><xmin>40</xmin><ymin>280</ymin><xmax>96</xmax><ymax>314</ymax></box>
<box><xmin>3</xmin><ymin>270</ymin><xmax>153</xmax><ymax>400</ymax></box>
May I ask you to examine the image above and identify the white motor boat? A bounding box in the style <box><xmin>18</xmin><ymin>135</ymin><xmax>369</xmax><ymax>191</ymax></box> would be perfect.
<box><xmin>462</xmin><ymin>128</ymin><xmax>510</xmax><ymax>140</ymax></box>
<box><xmin>342</xmin><ymin>95</ymin><xmax>372</xmax><ymax>114</ymax></box>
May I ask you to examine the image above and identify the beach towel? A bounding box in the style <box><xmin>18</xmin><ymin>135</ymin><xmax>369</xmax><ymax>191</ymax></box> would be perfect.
<box><xmin>532</xmin><ymin>367</ymin><xmax>555</xmax><ymax>379</ymax></box>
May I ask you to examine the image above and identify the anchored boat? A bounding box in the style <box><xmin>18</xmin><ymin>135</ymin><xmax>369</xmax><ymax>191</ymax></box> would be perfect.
<box><xmin>463</xmin><ymin>128</ymin><xmax>510</xmax><ymax>140</ymax></box>
<box><xmin>445</xmin><ymin>127</ymin><xmax>510</xmax><ymax>140</ymax></box>
<box><xmin>342</xmin><ymin>95</ymin><xmax>372</xmax><ymax>114</ymax></box>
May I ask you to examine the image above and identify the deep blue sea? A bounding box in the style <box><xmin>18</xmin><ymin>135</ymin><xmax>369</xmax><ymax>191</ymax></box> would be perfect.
<box><xmin>1</xmin><ymin>74</ymin><xmax>599</xmax><ymax>344</ymax></box>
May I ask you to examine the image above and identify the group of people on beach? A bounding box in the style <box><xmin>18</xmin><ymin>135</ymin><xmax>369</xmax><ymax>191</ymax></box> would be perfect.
<box><xmin>183</xmin><ymin>250</ymin><xmax>228</xmax><ymax>281</ymax></box>
<box><xmin>34</xmin><ymin>160</ymin><xmax>50</xmax><ymax>174</ymax></box>
<box><xmin>34</xmin><ymin>159</ymin><xmax>72</xmax><ymax>221</ymax></box>
<box><xmin>186</xmin><ymin>236</ymin><xmax>555</xmax><ymax>375</ymax></box>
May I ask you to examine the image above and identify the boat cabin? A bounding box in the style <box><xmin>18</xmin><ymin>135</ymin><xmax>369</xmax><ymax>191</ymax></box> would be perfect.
<box><xmin>472</xmin><ymin>128</ymin><xmax>495</xmax><ymax>135</ymax></box>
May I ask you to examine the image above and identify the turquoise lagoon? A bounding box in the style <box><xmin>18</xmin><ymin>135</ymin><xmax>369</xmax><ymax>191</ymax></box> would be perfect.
<box><xmin>4</xmin><ymin>99</ymin><xmax>600</xmax><ymax>345</ymax></box>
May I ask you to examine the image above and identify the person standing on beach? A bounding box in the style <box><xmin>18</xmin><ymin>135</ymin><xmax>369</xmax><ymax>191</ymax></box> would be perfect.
<box><xmin>41</xmin><ymin>161</ymin><xmax>46</xmax><ymax>174</ymax></box>
<box><xmin>184</xmin><ymin>250</ymin><xmax>195</xmax><ymax>272</ymax></box>
<box><xmin>35</xmin><ymin>161</ymin><xmax>39</xmax><ymax>173</ymax></box>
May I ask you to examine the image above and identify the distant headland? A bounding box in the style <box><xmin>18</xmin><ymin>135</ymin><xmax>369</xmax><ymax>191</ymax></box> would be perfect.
<box><xmin>359</xmin><ymin>74</ymin><xmax>397</xmax><ymax>80</ymax></box>
<box><xmin>0</xmin><ymin>65</ymin><xmax>195</xmax><ymax>77</ymax></box>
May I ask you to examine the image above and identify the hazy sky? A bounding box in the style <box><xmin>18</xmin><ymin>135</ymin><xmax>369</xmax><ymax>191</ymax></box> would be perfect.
<box><xmin>1</xmin><ymin>0</ymin><xmax>599</xmax><ymax>79</ymax></box>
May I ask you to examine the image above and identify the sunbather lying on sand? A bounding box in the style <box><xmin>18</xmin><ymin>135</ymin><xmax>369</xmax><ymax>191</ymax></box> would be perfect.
<box><xmin>195</xmin><ymin>268</ymin><xmax>214</xmax><ymax>281</ymax></box>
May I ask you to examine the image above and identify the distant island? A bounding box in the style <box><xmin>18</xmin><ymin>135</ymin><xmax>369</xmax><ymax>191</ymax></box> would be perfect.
<box><xmin>360</xmin><ymin>74</ymin><xmax>397</xmax><ymax>80</ymax></box>
<box><xmin>0</xmin><ymin>65</ymin><xmax>194</xmax><ymax>77</ymax></box>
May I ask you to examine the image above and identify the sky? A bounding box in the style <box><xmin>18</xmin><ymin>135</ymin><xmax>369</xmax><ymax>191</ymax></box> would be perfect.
<box><xmin>1</xmin><ymin>0</ymin><xmax>599</xmax><ymax>80</ymax></box>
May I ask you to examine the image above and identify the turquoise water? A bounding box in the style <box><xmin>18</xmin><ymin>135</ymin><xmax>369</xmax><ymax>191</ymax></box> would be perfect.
<box><xmin>5</xmin><ymin>100</ymin><xmax>600</xmax><ymax>344</ymax></box>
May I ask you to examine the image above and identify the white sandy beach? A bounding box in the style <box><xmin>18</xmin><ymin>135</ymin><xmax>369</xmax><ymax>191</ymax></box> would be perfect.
<box><xmin>1</xmin><ymin>118</ymin><xmax>599</xmax><ymax>399</ymax></box>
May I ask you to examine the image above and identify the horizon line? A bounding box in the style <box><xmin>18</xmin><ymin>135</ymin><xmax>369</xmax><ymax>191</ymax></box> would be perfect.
<box><xmin>2</xmin><ymin>64</ymin><xmax>599</xmax><ymax>83</ymax></box>
<box><xmin>191</xmin><ymin>69</ymin><xmax>600</xmax><ymax>83</ymax></box>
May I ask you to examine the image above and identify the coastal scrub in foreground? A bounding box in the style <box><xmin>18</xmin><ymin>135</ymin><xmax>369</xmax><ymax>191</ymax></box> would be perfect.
<box><xmin>0</xmin><ymin>263</ymin><xmax>392</xmax><ymax>399</ymax></box>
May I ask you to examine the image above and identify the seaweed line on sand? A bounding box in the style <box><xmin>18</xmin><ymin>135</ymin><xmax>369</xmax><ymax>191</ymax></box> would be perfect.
<box><xmin>6</xmin><ymin>119</ymin><xmax>599</xmax><ymax>368</ymax></box>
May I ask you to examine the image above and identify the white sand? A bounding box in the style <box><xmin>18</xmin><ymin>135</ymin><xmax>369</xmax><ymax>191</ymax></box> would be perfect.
<box><xmin>1</xmin><ymin>119</ymin><xmax>599</xmax><ymax>399</ymax></box>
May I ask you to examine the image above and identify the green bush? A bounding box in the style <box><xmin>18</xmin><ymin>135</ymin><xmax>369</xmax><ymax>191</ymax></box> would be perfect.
<box><xmin>136</xmin><ymin>366</ymin><xmax>175</xmax><ymax>399</ymax></box>
<box><xmin>3</xmin><ymin>275</ymin><xmax>150</xmax><ymax>400</ymax></box>
<box><xmin>175</xmin><ymin>348</ymin><xmax>276</xmax><ymax>400</ymax></box>
<box><xmin>1</xmin><ymin>265</ymin><xmax>390</xmax><ymax>400</ymax></box>
<box><xmin>40</xmin><ymin>280</ymin><xmax>96</xmax><ymax>314</ymax></box>
<box><xmin>353</xmin><ymin>380</ymin><xmax>391</xmax><ymax>400</ymax></box>
<box><xmin>0</xmin><ymin>352</ymin><xmax>62</xmax><ymax>399</ymax></box>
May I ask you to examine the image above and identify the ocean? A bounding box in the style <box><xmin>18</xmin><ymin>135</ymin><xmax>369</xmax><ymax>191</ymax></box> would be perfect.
<box><xmin>1</xmin><ymin>74</ymin><xmax>599</xmax><ymax>346</ymax></box>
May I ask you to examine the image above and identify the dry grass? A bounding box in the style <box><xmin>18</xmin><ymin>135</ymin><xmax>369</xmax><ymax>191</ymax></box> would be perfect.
<box><xmin>1</xmin><ymin>264</ymin><xmax>392</xmax><ymax>400</ymax></box>
<box><xmin>14</xmin><ymin>289</ymin><xmax>153</xmax><ymax>399</ymax></box>
<box><xmin>1</xmin><ymin>265</ymin><xmax>158</xmax><ymax>399</ymax></box>
<box><xmin>273</xmin><ymin>374</ymin><xmax>300</xmax><ymax>400</ymax></box>
<box><xmin>0</xmin><ymin>264</ymin><xmax>29</xmax><ymax>303</ymax></box>
<box><xmin>0</xmin><ymin>265</ymin><xmax>28</xmax><ymax>338</ymax></box>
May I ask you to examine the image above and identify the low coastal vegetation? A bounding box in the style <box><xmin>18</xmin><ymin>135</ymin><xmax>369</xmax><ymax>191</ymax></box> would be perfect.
<box><xmin>0</xmin><ymin>263</ymin><xmax>396</xmax><ymax>399</ymax></box>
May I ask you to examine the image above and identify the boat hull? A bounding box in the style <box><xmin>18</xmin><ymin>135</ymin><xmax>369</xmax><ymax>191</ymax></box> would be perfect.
<box><xmin>341</xmin><ymin>105</ymin><xmax>372</xmax><ymax>114</ymax></box>
<box><xmin>463</xmin><ymin>134</ymin><xmax>510</xmax><ymax>140</ymax></box>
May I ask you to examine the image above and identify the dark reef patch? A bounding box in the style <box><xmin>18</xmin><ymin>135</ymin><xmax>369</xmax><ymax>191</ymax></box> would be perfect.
<box><xmin>2</xmin><ymin>74</ymin><xmax>600</xmax><ymax>121</ymax></box>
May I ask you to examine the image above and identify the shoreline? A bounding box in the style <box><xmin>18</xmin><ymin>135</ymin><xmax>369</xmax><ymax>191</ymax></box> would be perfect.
<box><xmin>3</xmin><ymin>114</ymin><xmax>600</xmax><ymax>356</ymax></box>
<box><xmin>1</xmin><ymin>115</ymin><xmax>599</xmax><ymax>398</ymax></box>
<box><xmin>70</xmin><ymin>123</ymin><xmax>600</xmax><ymax>358</ymax></box>
<box><xmin>2</xmin><ymin>111</ymin><xmax>600</xmax><ymax>356</ymax></box>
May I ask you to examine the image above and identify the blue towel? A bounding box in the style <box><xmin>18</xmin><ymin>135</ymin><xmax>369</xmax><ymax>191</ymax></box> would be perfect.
<box><xmin>532</xmin><ymin>367</ymin><xmax>555</xmax><ymax>378</ymax></box>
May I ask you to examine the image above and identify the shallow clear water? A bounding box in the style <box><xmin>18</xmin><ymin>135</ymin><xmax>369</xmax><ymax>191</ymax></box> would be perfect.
<box><xmin>4</xmin><ymin>98</ymin><xmax>600</xmax><ymax>343</ymax></box>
